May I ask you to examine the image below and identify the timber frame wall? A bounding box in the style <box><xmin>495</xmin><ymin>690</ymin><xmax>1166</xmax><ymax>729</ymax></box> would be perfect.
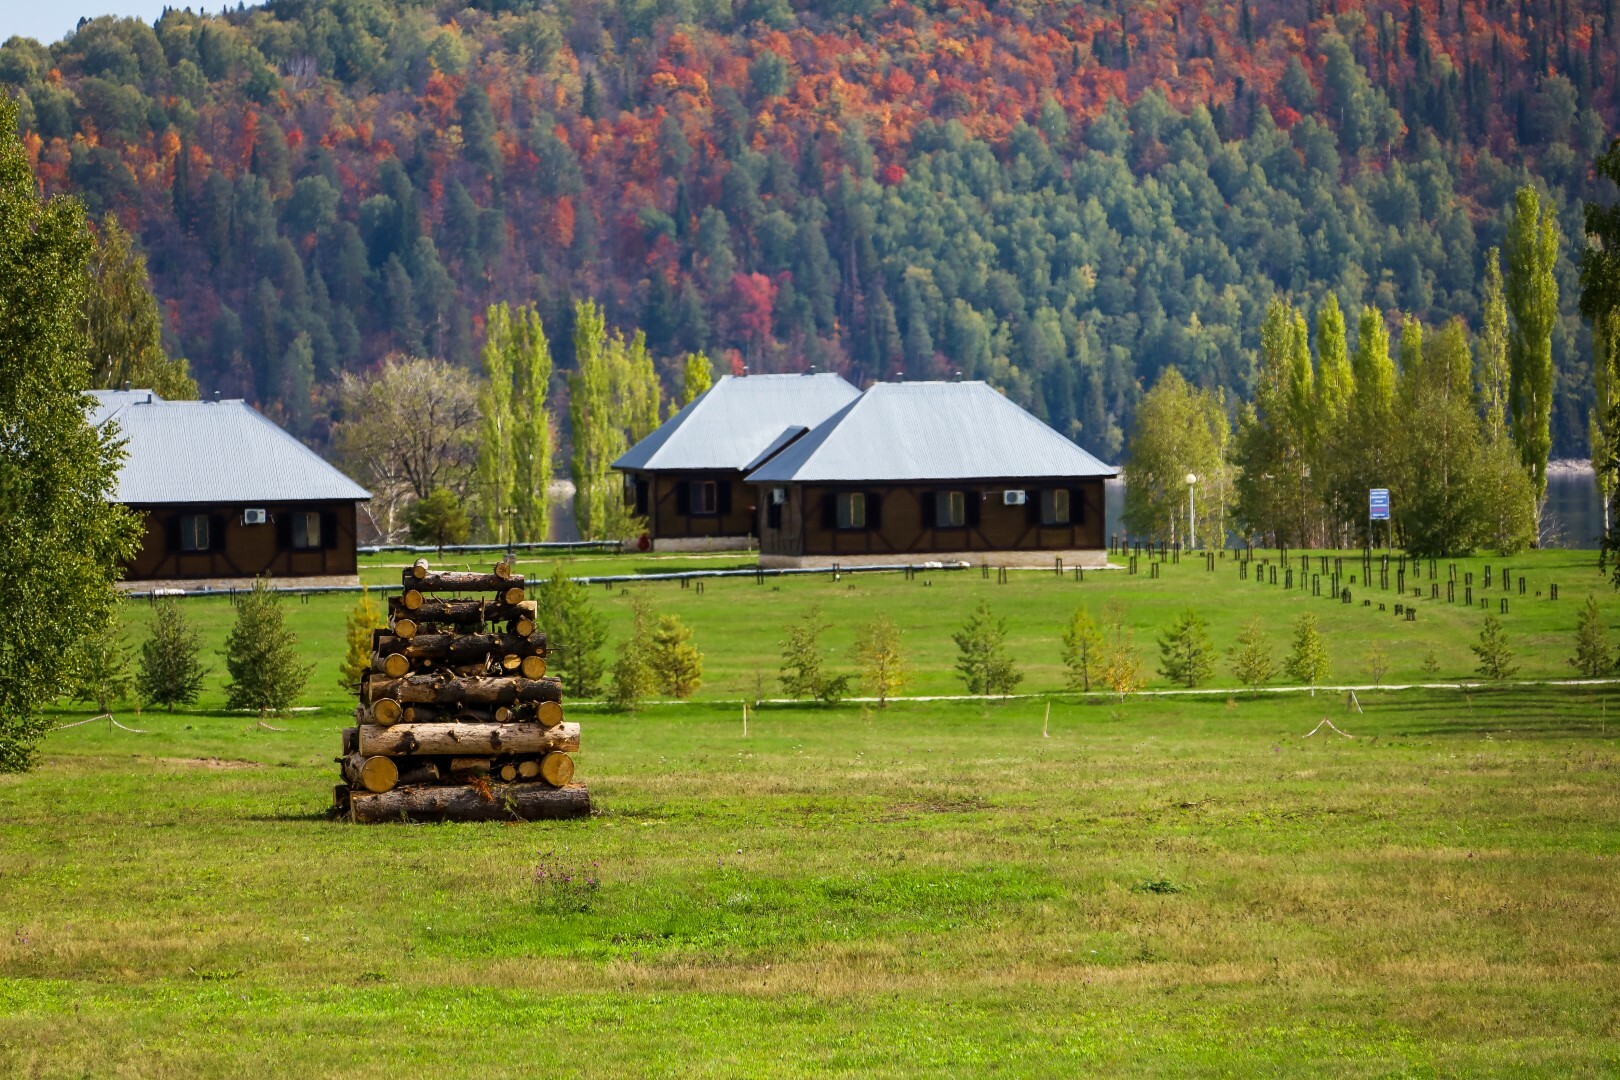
<box><xmin>752</xmin><ymin>478</ymin><xmax>1107</xmax><ymax>559</ymax></box>
<box><xmin>124</xmin><ymin>501</ymin><xmax>360</xmax><ymax>580</ymax></box>
<box><xmin>624</xmin><ymin>470</ymin><xmax>756</xmax><ymax>540</ymax></box>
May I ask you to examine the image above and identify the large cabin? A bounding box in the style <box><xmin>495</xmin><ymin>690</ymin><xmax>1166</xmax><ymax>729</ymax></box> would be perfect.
<box><xmin>744</xmin><ymin>381</ymin><xmax>1116</xmax><ymax>568</ymax></box>
<box><xmin>90</xmin><ymin>390</ymin><xmax>370</xmax><ymax>584</ymax></box>
<box><xmin>612</xmin><ymin>373</ymin><xmax>860</xmax><ymax>550</ymax></box>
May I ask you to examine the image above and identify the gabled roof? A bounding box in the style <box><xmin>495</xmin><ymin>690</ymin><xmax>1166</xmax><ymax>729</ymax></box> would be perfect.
<box><xmin>745</xmin><ymin>381</ymin><xmax>1118</xmax><ymax>484</ymax></box>
<box><xmin>613</xmin><ymin>373</ymin><xmax>860</xmax><ymax>472</ymax></box>
<box><xmin>88</xmin><ymin>390</ymin><xmax>371</xmax><ymax>504</ymax></box>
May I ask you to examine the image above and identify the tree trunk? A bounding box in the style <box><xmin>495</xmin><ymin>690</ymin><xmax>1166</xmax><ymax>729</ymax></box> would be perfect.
<box><xmin>365</xmin><ymin>673</ymin><xmax>562</xmax><ymax>706</ymax></box>
<box><xmin>359</xmin><ymin>720</ymin><xmax>580</xmax><ymax>757</ymax></box>
<box><xmin>401</xmin><ymin>568</ymin><xmax>526</xmax><ymax>591</ymax></box>
<box><xmin>341</xmin><ymin>726</ymin><xmax>359</xmax><ymax>755</ymax></box>
<box><xmin>376</xmin><ymin>632</ymin><xmax>546</xmax><ymax>664</ymax></box>
<box><xmin>449</xmin><ymin>756</ymin><xmax>492</xmax><ymax>778</ymax></box>
<box><xmin>535</xmin><ymin>700</ymin><xmax>565</xmax><ymax>728</ymax></box>
<box><xmin>350</xmin><ymin>782</ymin><xmax>590</xmax><ymax>823</ymax></box>
<box><xmin>389</xmin><ymin>598</ymin><xmax>537</xmax><ymax>624</ymax></box>
<box><xmin>408</xmin><ymin>559</ymin><xmax>515</xmax><ymax>581</ymax></box>
<box><xmin>402</xmin><ymin>585</ymin><xmax>527</xmax><ymax>610</ymax></box>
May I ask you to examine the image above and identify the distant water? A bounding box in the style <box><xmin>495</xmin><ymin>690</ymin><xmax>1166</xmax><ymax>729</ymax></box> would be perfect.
<box><xmin>1105</xmin><ymin>469</ymin><xmax>1609</xmax><ymax>550</ymax></box>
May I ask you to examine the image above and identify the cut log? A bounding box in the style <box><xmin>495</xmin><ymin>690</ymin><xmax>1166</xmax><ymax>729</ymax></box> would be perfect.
<box><xmin>359</xmin><ymin>720</ymin><xmax>581</xmax><ymax>757</ymax></box>
<box><xmin>499</xmin><ymin>654</ymin><xmax>522</xmax><ymax>673</ymax></box>
<box><xmin>338</xmin><ymin>753</ymin><xmax>399</xmax><ymax>793</ymax></box>
<box><xmin>499</xmin><ymin>762</ymin><xmax>520</xmax><ymax>782</ymax></box>
<box><xmin>388</xmin><ymin>598</ymin><xmax>537</xmax><ymax>626</ymax></box>
<box><xmin>494</xmin><ymin>560</ymin><xmax>514</xmax><ymax>580</ymax></box>
<box><xmin>520</xmin><ymin>655</ymin><xmax>548</xmax><ymax>679</ymax></box>
<box><xmin>410</xmin><ymin>557</ymin><xmax>431</xmax><ymax>579</ymax></box>
<box><xmin>341</xmin><ymin>726</ymin><xmax>359</xmax><ymax>756</ymax></box>
<box><xmin>376</xmin><ymin>632</ymin><xmax>544</xmax><ymax>662</ymax></box>
<box><xmin>402</xmin><ymin>585</ymin><xmax>525</xmax><ymax>609</ymax></box>
<box><xmin>513</xmin><ymin>616</ymin><xmax>537</xmax><ymax>637</ymax></box>
<box><xmin>371</xmin><ymin>652</ymin><xmax>413</xmax><ymax>678</ymax></box>
<box><xmin>517</xmin><ymin>758</ymin><xmax>541</xmax><ymax>780</ymax></box>
<box><xmin>536</xmin><ymin>700</ymin><xmax>564</xmax><ymax>728</ymax></box>
<box><xmin>350</xmin><ymin>782</ymin><xmax>590</xmax><ymax>823</ymax></box>
<box><xmin>369</xmin><ymin>698</ymin><xmax>402</xmax><ymax>726</ymax></box>
<box><xmin>367</xmin><ymin>674</ymin><xmax>563</xmax><ymax>706</ymax></box>
<box><xmin>449</xmin><ymin>756</ymin><xmax>492</xmax><ymax>778</ymax></box>
<box><xmin>399</xmin><ymin>568</ymin><xmax>526</xmax><ymax>592</ymax></box>
<box><xmin>332</xmin><ymin>784</ymin><xmax>351</xmax><ymax>817</ymax></box>
<box><xmin>538</xmin><ymin>751</ymin><xmax>575</xmax><ymax>787</ymax></box>
<box><xmin>392</xmin><ymin>617</ymin><xmax>419</xmax><ymax>639</ymax></box>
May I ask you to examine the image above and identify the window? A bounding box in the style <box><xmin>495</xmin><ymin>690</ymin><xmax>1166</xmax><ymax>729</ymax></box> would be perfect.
<box><xmin>1040</xmin><ymin>488</ymin><xmax>1071</xmax><ymax>526</ymax></box>
<box><xmin>689</xmin><ymin>480</ymin><xmax>718</xmax><ymax>515</ymax></box>
<box><xmin>836</xmin><ymin>492</ymin><xmax>866</xmax><ymax>529</ymax></box>
<box><xmin>179</xmin><ymin>514</ymin><xmax>210</xmax><ymax>552</ymax></box>
<box><xmin>935</xmin><ymin>490</ymin><xmax>966</xmax><ymax>527</ymax></box>
<box><xmin>291</xmin><ymin>511</ymin><xmax>322</xmax><ymax>549</ymax></box>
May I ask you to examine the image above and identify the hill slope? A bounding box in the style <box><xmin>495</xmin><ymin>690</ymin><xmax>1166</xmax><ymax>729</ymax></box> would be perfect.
<box><xmin>2</xmin><ymin>0</ymin><xmax>1613</xmax><ymax>455</ymax></box>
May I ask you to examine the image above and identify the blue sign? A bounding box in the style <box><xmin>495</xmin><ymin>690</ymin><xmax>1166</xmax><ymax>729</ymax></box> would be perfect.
<box><xmin>1369</xmin><ymin>488</ymin><xmax>1391</xmax><ymax>521</ymax></box>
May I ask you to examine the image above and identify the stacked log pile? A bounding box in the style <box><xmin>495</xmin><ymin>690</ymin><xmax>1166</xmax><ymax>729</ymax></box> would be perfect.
<box><xmin>333</xmin><ymin>558</ymin><xmax>590</xmax><ymax>823</ymax></box>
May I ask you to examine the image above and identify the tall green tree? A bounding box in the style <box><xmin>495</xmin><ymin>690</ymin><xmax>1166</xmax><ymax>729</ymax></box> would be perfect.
<box><xmin>222</xmin><ymin>576</ymin><xmax>314</xmax><ymax>717</ymax></box>
<box><xmin>1480</xmin><ymin>247</ymin><xmax>1511</xmax><ymax>445</ymax></box>
<box><xmin>1315</xmin><ymin>294</ymin><xmax>1355</xmax><ymax>542</ymax></box>
<box><xmin>1580</xmin><ymin>143</ymin><xmax>1620</xmax><ymax>542</ymax></box>
<box><xmin>0</xmin><ymin>95</ymin><xmax>142</xmax><ymax>771</ymax></box>
<box><xmin>1124</xmin><ymin>366</ymin><xmax>1232</xmax><ymax>545</ymax></box>
<box><xmin>1235</xmin><ymin>298</ymin><xmax>1312</xmax><ymax>545</ymax></box>
<box><xmin>475</xmin><ymin>303</ymin><xmax>514</xmax><ymax>541</ymax></box>
<box><xmin>569</xmin><ymin>300</ymin><xmax>636</xmax><ymax>539</ymax></box>
<box><xmin>477</xmin><ymin>303</ymin><xmax>554</xmax><ymax>544</ymax></box>
<box><xmin>1505</xmin><ymin>185</ymin><xmax>1561</xmax><ymax>518</ymax></box>
<box><xmin>1330</xmin><ymin>306</ymin><xmax>1399</xmax><ymax>545</ymax></box>
<box><xmin>534</xmin><ymin>566</ymin><xmax>608</xmax><ymax>698</ymax></box>
<box><xmin>679</xmin><ymin>351</ymin><xmax>714</xmax><ymax>409</ymax></box>
<box><xmin>1157</xmin><ymin>609</ymin><xmax>1215</xmax><ymax>688</ymax></box>
<box><xmin>85</xmin><ymin>215</ymin><xmax>198</xmax><ymax>399</ymax></box>
<box><xmin>138</xmin><ymin>600</ymin><xmax>208</xmax><ymax>710</ymax></box>
<box><xmin>953</xmin><ymin>600</ymin><xmax>1022</xmax><ymax>696</ymax></box>
<box><xmin>1397</xmin><ymin>320</ymin><xmax>1491</xmax><ymax>556</ymax></box>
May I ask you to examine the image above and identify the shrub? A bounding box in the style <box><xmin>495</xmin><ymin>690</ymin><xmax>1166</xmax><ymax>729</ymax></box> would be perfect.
<box><xmin>779</xmin><ymin>606</ymin><xmax>848</xmax><ymax>703</ymax></box>
<box><xmin>68</xmin><ymin>615</ymin><xmax>135</xmax><ymax>715</ymax></box>
<box><xmin>854</xmin><ymin>613</ymin><xmax>906</xmax><ymax>705</ymax></box>
<box><xmin>953</xmin><ymin>599</ymin><xmax>1022</xmax><ymax>696</ymax></box>
<box><xmin>1097</xmin><ymin>600</ymin><xmax>1146</xmax><ymax>698</ymax></box>
<box><xmin>1570</xmin><ymin>595</ymin><xmax>1614</xmax><ymax>678</ymax></box>
<box><xmin>535</xmin><ymin>566</ymin><xmax>608</xmax><ymax>698</ymax></box>
<box><xmin>137</xmin><ymin>600</ymin><xmax>207</xmax><ymax>710</ymax></box>
<box><xmin>1157</xmin><ymin>609</ymin><xmax>1214</xmax><ymax>688</ymax></box>
<box><xmin>607</xmin><ymin>593</ymin><xmax>656</xmax><ymax>710</ymax></box>
<box><xmin>1060</xmin><ymin>605</ymin><xmax>1103</xmax><ymax>691</ymax></box>
<box><xmin>1472</xmin><ymin>614</ymin><xmax>1518</xmax><ymax>680</ymax></box>
<box><xmin>1284</xmin><ymin>613</ymin><xmax>1331</xmax><ymax>687</ymax></box>
<box><xmin>648</xmin><ymin>613</ymin><xmax>703</xmax><ymax>698</ymax></box>
<box><xmin>1229</xmin><ymin>617</ymin><xmax>1277</xmax><ymax>690</ymax></box>
<box><xmin>222</xmin><ymin>576</ymin><xmax>313</xmax><ymax>717</ymax></box>
<box><xmin>407</xmin><ymin>488</ymin><xmax>470</xmax><ymax>554</ymax></box>
<box><xmin>337</xmin><ymin>587</ymin><xmax>380</xmax><ymax>691</ymax></box>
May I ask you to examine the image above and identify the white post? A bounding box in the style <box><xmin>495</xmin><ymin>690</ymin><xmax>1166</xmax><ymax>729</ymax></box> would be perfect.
<box><xmin>1185</xmin><ymin>473</ymin><xmax>1198</xmax><ymax>550</ymax></box>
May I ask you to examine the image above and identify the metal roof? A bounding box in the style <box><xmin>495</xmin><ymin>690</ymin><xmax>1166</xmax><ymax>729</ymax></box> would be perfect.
<box><xmin>613</xmin><ymin>373</ymin><xmax>860</xmax><ymax>472</ymax></box>
<box><xmin>88</xmin><ymin>390</ymin><xmax>371</xmax><ymax>504</ymax></box>
<box><xmin>744</xmin><ymin>381</ymin><xmax>1118</xmax><ymax>484</ymax></box>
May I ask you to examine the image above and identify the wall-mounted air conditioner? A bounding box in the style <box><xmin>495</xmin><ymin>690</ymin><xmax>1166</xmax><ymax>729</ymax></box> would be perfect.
<box><xmin>1002</xmin><ymin>490</ymin><xmax>1027</xmax><ymax>506</ymax></box>
<box><xmin>242</xmin><ymin>508</ymin><xmax>268</xmax><ymax>525</ymax></box>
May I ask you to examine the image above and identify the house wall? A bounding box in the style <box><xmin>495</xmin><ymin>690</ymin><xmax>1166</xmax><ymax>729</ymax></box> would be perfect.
<box><xmin>125</xmin><ymin>502</ymin><xmax>359</xmax><ymax>581</ymax></box>
<box><xmin>631</xmin><ymin>471</ymin><xmax>756</xmax><ymax>541</ymax></box>
<box><xmin>755</xmin><ymin>479</ymin><xmax>1107</xmax><ymax>559</ymax></box>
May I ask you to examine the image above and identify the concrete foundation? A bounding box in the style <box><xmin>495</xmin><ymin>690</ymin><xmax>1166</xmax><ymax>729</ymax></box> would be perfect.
<box><xmin>653</xmin><ymin>535</ymin><xmax>757</xmax><ymax>553</ymax></box>
<box><xmin>758</xmin><ymin>549</ymin><xmax>1110</xmax><ymax>570</ymax></box>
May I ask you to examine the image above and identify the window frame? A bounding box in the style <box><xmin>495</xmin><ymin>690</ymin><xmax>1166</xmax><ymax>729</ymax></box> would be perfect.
<box><xmin>688</xmin><ymin>480</ymin><xmax>719</xmax><ymax>516</ymax></box>
<box><xmin>835</xmin><ymin>491</ymin><xmax>867</xmax><ymax>530</ymax></box>
<box><xmin>1040</xmin><ymin>488</ymin><xmax>1072</xmax><ymax>526</ymax></box>
<box><xmin>179</xmin><ymin>514</ymin><xmax>210</xmax><ymax>552</ymax></box>
<box><xmin>291</xmin><ymin>511</ymin><xmax>322</xmax><ymax>550</ymax></box>
<box><xmin>935</xmin><ymin>490</ymin><xmax>967</xmax><ymax>528</ymax></box>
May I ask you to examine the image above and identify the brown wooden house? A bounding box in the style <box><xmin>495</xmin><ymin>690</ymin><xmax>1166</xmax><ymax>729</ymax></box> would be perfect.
<box><xmin>744</xmin><ymin>381</ymin><xmax>1117</xmax><ymax>567</ymax></box>
<box><xmin>91</xmin><ymin>390</ymin><xmax>370</xmax><ymax>583</ymax></box>
<box><xmin>612</xmin><ymin>373</ymin><xmax>859</xmax><ymax>550</ymax></box>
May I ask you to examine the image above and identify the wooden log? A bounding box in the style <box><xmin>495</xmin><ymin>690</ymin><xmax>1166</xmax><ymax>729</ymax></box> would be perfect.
<box><xmin>536</xmin><ymin>700</ymin><xmax>564</xmax><ymax>728</ymax></box>
<box><xmin>517</xmin><ymin>758</ymin><xmax>541</xmax><ymax>780</ymax></box>
<box><xmin>332</xmin><ymin>784</ymin><xmax>351</xmax><ymax>817</ymax></box>
<box><xmin>410</xmin><ymin>557</ymin><xmax>431</xmax><ymax>579</ymax></box>
<box><xmin>449</xmin><ymin>756</ymin><xmax>492</xmax><ymax>778</ymax></box>
<box><xmin>350</xmin><ymin>782</ymin><xmax>590</xmax><ymax>823</ymax></box>
<box><xmin>341</xmin><ymin>726</ymin><xmax>359</xmax><ymax>756</ymax></box>
<box><xmin>371</xmin><ymin>652</ymin><xmax>413</xmax><ymax>678</ymax></box>
<box><xmin>538</xmin><ymin>751</ymin><xmax>575</xmax><ymax>787</ymax></box>
<box><xmin>376</xmin><ymin>632</ymin><xmax>545</xmax><ymax>661</ymax></box>
<box><xmin>520</xmin><ymin>654</ymin><xmax>547</xmax><ymax>679</ymax></box>
<box><xmin>338</xmin><ymin>753</ymin><xmax>399</xmax><ymax>793</ymax></box>
<box><xmin>402</xmin><ymin>585</ymin><xmax>525</xmax><ymax>610</ymax></box>
<box><xmin>369</xmin><ymin>698</ymin><xmax>402</xmax><ymax>726</ymax></box>
<box><xmin>367</xmin><ymin>674</ymin><xmax>563</xmax><ymax>706</ymax></box>
<box><xmin>400</xmin><ymin>568</ymin><xmax>526</xmax><ymax>592</ymax></box>
<box><xmin>392</xmin><ymin>617</ymin><xmax>419</xmax><ymax>639</ymax></box>
<box><xmin>388</xmin><ymin>597</ymin><xmax>536</xmax><ymax>625</ymax></box>
<box><xmin>498</xmin><ymin>762</ymin><xmax>520</xmax><ymax>782</ymax></box>
<box><xmin>359</xmin><ymin>720</ymin><xmax>581</xmax><ymax>757</ymax></box>
<box><xmin>494</xmin><ymin>559</ymin><xmax>515</xmax><ymax>580</ymax></box>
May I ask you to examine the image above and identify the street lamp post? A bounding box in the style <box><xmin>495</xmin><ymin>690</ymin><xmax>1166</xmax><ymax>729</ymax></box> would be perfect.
<box><xmin>1185</xmin><ymin>473</ymin><xmax>1198</xmax><ymax>550</ymax></box>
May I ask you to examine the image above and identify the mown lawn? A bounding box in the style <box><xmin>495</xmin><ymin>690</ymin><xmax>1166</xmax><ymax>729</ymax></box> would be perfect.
<box><xmin>4</xmin><ymin>550</ymin><xmax>1618</xmax><ymax>1075</ymax></box>
<box><xmin>2</xmin><ymin>689</ymin><xmax>1618</xmax><ymax>1076</ymax></box>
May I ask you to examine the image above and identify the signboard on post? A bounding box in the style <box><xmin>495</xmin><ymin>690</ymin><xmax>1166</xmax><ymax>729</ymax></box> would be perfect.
<box><xmin>1369</xmin><ymin>488</ymin><xmax>1390</xmax><ymax>521</ymax></box>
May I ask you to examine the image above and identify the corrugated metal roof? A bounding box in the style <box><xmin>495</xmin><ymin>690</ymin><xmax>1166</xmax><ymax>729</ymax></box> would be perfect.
<box><xmin>745</xmin><ymin>381</ymin><xmax>1118</xmax><ymax>483</ymax></box>
<box><xmin>88</xmin><ymin>391</ymin><xmax>371</xmax><ymax>504</ymax></box>
<box><xmin>613</xmin><ymin>373</ymin><xmax>860</xmax><ymax>472</ymax></box>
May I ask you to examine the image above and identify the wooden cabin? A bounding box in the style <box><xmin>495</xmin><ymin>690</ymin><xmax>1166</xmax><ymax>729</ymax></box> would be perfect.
<box><xmin>612</xmin><ymin>373</ymin><xmax>859</xmax><ymax>550</ymax></box>
<box><xmin>744</xmin><ymin>382</ymin><xmax>1117</xmax><ymax>568</ymax></box>
<box><xmin>90</xmin><ymin>390</ymin><xmax>370</xmax><ymax>583</ymax></box>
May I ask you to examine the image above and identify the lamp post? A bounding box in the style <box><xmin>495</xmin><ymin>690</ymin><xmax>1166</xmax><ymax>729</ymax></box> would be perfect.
<box><xmin>1185</xmin><ymin>473</ymin><xmax>1198</xmax><ymax>550</ymax></box>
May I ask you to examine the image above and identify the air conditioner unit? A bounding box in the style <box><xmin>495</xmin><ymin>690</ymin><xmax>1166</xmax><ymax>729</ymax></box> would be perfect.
<box><xmin>242</xmin><ymin>508</ymin><xmax>267</xmax><ymax>525</ymax></box>
<box><xmin>1003</xmin><ymin>490</ymin><xmax>1027</xmax><ymax>506</ymax></box>
<box><xmin>769</xmin><ymin>488</ymin><xmax>787</xmax><ymax>506</ymax></box>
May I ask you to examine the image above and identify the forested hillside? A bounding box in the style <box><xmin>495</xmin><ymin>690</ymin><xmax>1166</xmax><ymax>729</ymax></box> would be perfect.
<box><xmin>2</xmin><ymin>0</ymin><xmax>1614</xmax><ymax>458</ymax></box>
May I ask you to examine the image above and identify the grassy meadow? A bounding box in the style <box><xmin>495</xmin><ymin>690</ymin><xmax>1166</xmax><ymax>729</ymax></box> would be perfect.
<box><xmin>3</xmin><ymin>549</ymin><xmax>1619</xmax><ymax>1075</ymax></box>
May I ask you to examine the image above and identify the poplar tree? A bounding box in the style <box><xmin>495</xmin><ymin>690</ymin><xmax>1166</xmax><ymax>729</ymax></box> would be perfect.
<box><xmin>0</xmin><ymin>95</ymin><xmax>142</xmax><ymax>771</ymax></box>
<box><xmin>680</xmin><ymin>351</ymin><xmax>714</xmax><ymax>408</ymax></box>
<box><xmin>1331</xmin><ymin>306</ymin><xmax>1398</xmax><ymax>544</ymax></box>
<box><xmin>568</xmin><ymin>300</ymin><xmax>622</xmax><ymax>539</ymax></box>
<box><xmin>1580</xmin><ymin>144</ymin><xmax>1620</xmax><ymax>541</ymax></box>
<box><xmin>1480</xmin><ymin>248</ymin><xmax>1511</xmax><ymax>445</ymax></box>
<box><xmin>1235</xmin><ymin>298</ymin><xmax>1311</xmax><ymax>545</ymax></box>
<box><xmin>1398</xmin><ymin>320</ymin><xmax>1490</xmax><ymax>556</ymax></box>
<box><xmin>622</xmin><ymin>330</ymin><xmax>662</xmax><ymax>443</ymax></box>
<box><xmin>1123</xmin><ymin>366</ymin><xmax>1231</xmax><ymax>544</ymax></box>
<box><xmin>1315</xmin><ymin>294</ymin><xmax>1355</xmax><ymax>542</ymax></box>
<box><xmin>1505</xmin><ymin>185</ymin><xmax>1561</xmax><ymax>517</ymax></box>
<box><xmin>478</xmin><ymin>303</ymin><xmax>554</xmax><ymax>544</ymax></box>
<box><xmin>1480</xmin><ymin>249</ymin><xmax>1537</xmax><ymax>553</ymax></box>
<box><xmin>476</xmin><ymin>303</ymin><xmax>514</xmax><ymax>540</ymax></box>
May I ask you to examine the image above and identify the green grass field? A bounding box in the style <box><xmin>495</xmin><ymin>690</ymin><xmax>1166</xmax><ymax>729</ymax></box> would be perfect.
<box><xmin>4</xmin><ymin>551</ymin><xmax>1619</xmax><ymax>1075</ymax></box>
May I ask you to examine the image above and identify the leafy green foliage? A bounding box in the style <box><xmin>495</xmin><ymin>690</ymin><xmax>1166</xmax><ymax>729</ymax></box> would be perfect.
<box><xmin>477</xmin><ymin>302</ymin><xmax>554</xmax><ymax>543</ymax></box>
<box><xmin>337</xmin><ymin>588</ymin><xmax>380</xmax><ymax>692</ymax></box>
<box><xmin>1156</xmin><ymin>609</ymin><xmax>1214</xmax><ymax>689</ymax></box>
<box><xmin>648</xmin><ymin>614</ymin><xmax>703</xmax><ymax>699</ymax></box>
<box><xmin>1059</xmin><ymin>605</ymin><xmax>1103</xmax><ymax>692</ymax></box>
<box><xmin>854</xmin><ymin>614</ymin><xmax>906</xmax><ymax>706</ymax></box>
<box><xmin>138</xmin><ymin>600</ymin><xmax>208</xmax><ymax>710</ymax></box>
<box><xmin>1284</xmin><ymin>614</ymin><xmax>1331</xmax><ymax>687</ymax></box>
<box><xmin>86</xmin><ymin>215</ymin><xmax>196</xmax><ymax>399</ymax></box>
<box><xmin>0</xmin><ymin>94</ymin><xmax>141</xmax><ymax>771</ymax></box>
<box><xmin>953</xmin><ymin>600</ymin><xmax>1022</xmax><ymax>696</ymax></box>
<box><xmin>407</xmin><ymin>489</ymin><xmax>470</xmax><ymax>553</ymax></box>
<box><xmin>1124</xmin><ymin>367</ymin><xmax>1231</xmax><ymax>546</ymax></box>
<box><xmin>1229</xmin><ymin>618</ymin><xmax>1277</xmax><ymax>690</ymax></box>
<box><xmin>535</xmin><ymin>566</ymin><xmax>608</xmax><ymax>698</ymax></box>
<box><xmin>1569</xmin><ymin>595</ymin><xmax>1613</xmax><ymax>679</ymax></box>
<box><xmin>1506</xmin><ymin>185</ymin><xmax>1562</xmax><ymax>511</ymax></box>
<box><xmin>222</xmin><ymin>576</ymin><xmax>313</xmax><ymax>717</ymax></box>
<box><xmin>68</xmin><ymin>616</ymin><xmax>136</xmax><ymax>715</ymax></box>
<box><xmin>778</xmin><ymin>606</ymin><xmax>848</xmax><ymax>704</ymax></box>
<box><xmin>1471</xmin><ymin>615</ymin><xmax>1518</xmax><ymax>681</ymax></box>
<box><xmin>608</xmin><ymin>593</ymin><xmax>657</xmax><ymax>710</ymax></box>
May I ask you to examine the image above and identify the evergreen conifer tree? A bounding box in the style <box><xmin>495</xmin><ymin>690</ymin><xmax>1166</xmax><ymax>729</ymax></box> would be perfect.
<box><xmin>1285</xmin><ymin>613</ymin><xmax>1331</xmax><ymax>688</ymax></box>
<box><xmin>1061</xmin><ymin>605</ymin><xmax>1104</xmax><ymax>691</ymax></box>
<box><xmin>1157</xmin><ymin>609</ymin><xmax>1215</xmax><ymax>688</ymax></box>
<box><xmin>608</xmin><ymin>593</ymin><xmax>656</xmax><ymax>710</ymax></box>
<box><xmin>535</xmin><ymin>567</ymin><xmax>609</xmax><ymax>698</ymax></box>
<box><xmin>138</xmin><ymin>600</ymin><xmax>208</xmax><ymax>710</ymax></box>
<box><xmin>69</xmin><ymin>616</ymin><xmax>136</xmax><ymax>715</ymax></box>
<box><xmin>1570</xmin><ymin>595</ymin><xmax>1613</xmax><ymax>678</ymax></box>
<box><xmin>1471</xmin><ymin>614</ymin><xmax>1518</xmax><ymax>680</ymax></box>
<box><xmin>222</xmin><ymin>577</ymin><xmax>313</xmax><ymax>717</ymax></box>
<box><xmin>338</xmin><ymin>588</ymin><xmax>381</xmax><ymax>692</ymax></box>
<box><xmin>1230</xmin><ymin>617</ymin><xmax>1278</xmax><ymax>690</ymax></box>
<box><xmin>953</xmin><ymin>600</ymin><xmax>1022</xmax><ymax>696</ymax></box>
<box><xmin>648</xmin><ymin>614</ymin><xmax>703</xmax><ymax>698</ymax></box>
<box><xmin>779</xmin><ymin>606</ymin><xmax>847</xmax><ymax>702</ymax></box>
